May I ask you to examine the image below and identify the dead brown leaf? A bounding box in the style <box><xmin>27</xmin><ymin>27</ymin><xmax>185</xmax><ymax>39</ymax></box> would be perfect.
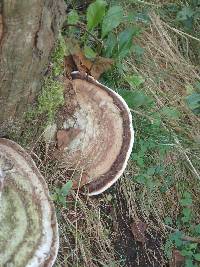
<box><xmin>63</xmin><ymin>38</ymin><xmax>113</xmax><ymax>80</ymax></box>
<box><xmin>90</xmin><ymin>57</ymin><xmax>114</xmax><ymax>80</ymax></box>
<box><xmin>131</xmin><ymin>220</ymin><xmax>147</xmax><ymax>244</ymax></box>
<box><xmin>169</xmin><ymin>249</ymin><xmax>185</xmax><ymax>267</ymax></box>
<box><xmin>72</xmin><ymin>51</ymin><xmax>113</xmax><ymax>80</ymax></box>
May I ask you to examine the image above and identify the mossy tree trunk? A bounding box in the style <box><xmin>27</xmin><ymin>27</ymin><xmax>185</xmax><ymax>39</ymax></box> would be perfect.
<box><xmin>0</xmin><ymin>0</ymin><xmax>66</xmax><ymax>136</ymax></box>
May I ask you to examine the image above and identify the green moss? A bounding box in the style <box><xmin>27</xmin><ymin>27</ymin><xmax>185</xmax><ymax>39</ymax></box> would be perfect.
<box><xmin>51</xmin><ymin>34</ymin><xmax>67</xmax><ymax>76</ymax></box>
<box><xmin>37</xmin><ymin>78</ymin><xmax>64</xmax><ymax>121</ymax></box>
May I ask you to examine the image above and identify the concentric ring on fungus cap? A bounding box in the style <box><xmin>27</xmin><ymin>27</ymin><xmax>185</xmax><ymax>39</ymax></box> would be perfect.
<box><xmin>0</xmin><ymin>138</ymin><xmax>58</xmax><ymax>267</ymax></box>
<box><xmin>59</xmin><ymin>72</ymin><xmax>134</xmax><ymax>196</ymax></box>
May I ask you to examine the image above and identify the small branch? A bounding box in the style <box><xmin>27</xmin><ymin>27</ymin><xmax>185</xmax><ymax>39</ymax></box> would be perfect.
<box><xmin>165</xmin><ymin>224</ymin><xmax>200</xmax><ymax>244</ymax></box>
<box><xmin>63</xmin><ymin>22</ymin><xmax>103</xmax><ymax>45</ymax></box>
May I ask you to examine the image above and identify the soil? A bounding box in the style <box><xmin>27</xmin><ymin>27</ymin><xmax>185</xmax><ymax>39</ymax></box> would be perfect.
<box><xmin>100</xmin><ymin>184</ymin><xmax>166</xmax><ymax>267</ymax></box>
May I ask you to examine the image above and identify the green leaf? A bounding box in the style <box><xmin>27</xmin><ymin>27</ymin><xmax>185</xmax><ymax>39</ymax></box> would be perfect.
<box><xmin>117</xmin><ymin>89</ymin><xmax>153</xmax><ymax>109</ymax></box>
<box><xmin>182</xmin><ymin>207</ymin><xmax>192</xmax><ymax>223</ymax></box>
<box><xmin>164</xmin><ymin>217</ymin><xmax>173</xmax><ymax>226</ymax></box>
<box><xmin>186</xmin><ymin>93</ymin><xmax>200</xmax><ymax>115</ymax></box>
<box><xmin>194</xmin><ymin>254</ymin><xmax>200</xmax><ymax>261</ymax></box>
<box><xmin>146</xmin><ymin>166</ymin><xmax>156</xmax><ymax>175</ymax></box>
<box><xmin>117</xmin><ymin>28</ymin><xmax>140</xmax><ymax>58</ymax></box>
<box><xmin>169</xmin><ymin>231</ymin><xmax>183</xmax><ymax>247</ymax></box>
<box><xmin>126</xmin><ymin>74</ymin><xmax>145</xmax><ymax>88</ymax></box>
<box><xmin>176</xmin><ymin>7</ymin><xmax>195</xmax><ymax>21</ymax></box>
<box><xmin>185</xmin><ymin>258</ymin><xmax>196</xmax><ymax>267</ymax></box>
<box><xmin>101</xmin><ymin>6</ymin><xmax>123</xmax><ymax>38</ymax></box>
<box><xmin>87</xmin><ymin>0</ymin><xmax>107</xmax><ymax>30</ymax></box>
<box><xmin>84</xmin><ymin>46</ymin><xmax>97</xmax><ymax>59</ymax></box>
<box><xmin>161</xmin><ymin>107</ymin><xmax>181</xmax><ymax>120</ymax></box>
<box><xmin>180</xmin><ymin>192</ymin><xmax>193</xmax><ymax>206</ymax></box>
<box><xmin>103</xmin><ymin>32</ymin><xmax>117</xmax><ymax>57</ymax></box>
<box><xmin>194</xmin><ymin>224</ymin><xmax>200</xmax><ymax>234</ymax></box>
<box><xmin>67</xmin><ymin>10</ymin><xmax>79</xmax><ymax>24</ymax></box>
<box><xmin>61</xmin><ymin>181</ymin><xmax>73</xmax><ymax>196</ymax></box>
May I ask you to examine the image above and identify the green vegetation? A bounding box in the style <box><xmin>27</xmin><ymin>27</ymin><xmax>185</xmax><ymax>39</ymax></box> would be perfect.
<box><xmin>36</xmin><ymin>78</ymin><xmax>64</xmax><ymax>121</ymax></box>
<box><xmin>19</xmin><ymin>0</ymin><xmax>200</xmax><ymax>266</ymax></box>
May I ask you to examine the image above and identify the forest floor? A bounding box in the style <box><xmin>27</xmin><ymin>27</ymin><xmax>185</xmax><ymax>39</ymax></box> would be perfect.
<box><xmin>16</xmin><ymin>1</ymin><xmax>200</xmax><ymax>267</ymax></box>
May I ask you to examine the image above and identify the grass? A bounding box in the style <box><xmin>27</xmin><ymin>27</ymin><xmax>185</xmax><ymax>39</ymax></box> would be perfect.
<box><xmin>15</xmin><ymin>2</ymin><xmax>200</xmax><ymax>266</ymax></box>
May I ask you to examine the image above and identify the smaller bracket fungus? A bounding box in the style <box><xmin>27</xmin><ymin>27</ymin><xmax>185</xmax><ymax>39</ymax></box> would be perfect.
<box><xmin>57</xmin><ymin>72</ymin><xmax>134</xmax><ymax>196</ymax></box>
<box><xmin>0</xmin><ymin>138</ymin><xmax>58</xmax><ymax>267</ymax></box>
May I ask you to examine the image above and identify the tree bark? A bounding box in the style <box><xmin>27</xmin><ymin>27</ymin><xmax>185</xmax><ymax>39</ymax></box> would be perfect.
<box><xmin>0</xmin><ymin>0</ymin><xmax>65</xmax><ymax>136</ymax></box>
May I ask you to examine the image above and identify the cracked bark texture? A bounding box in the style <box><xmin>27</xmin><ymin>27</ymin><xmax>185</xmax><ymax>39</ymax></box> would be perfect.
<box><xmin>0</xmin><ymin>0</ymin><xmax>66</xmax><ymax>136</ymax></box>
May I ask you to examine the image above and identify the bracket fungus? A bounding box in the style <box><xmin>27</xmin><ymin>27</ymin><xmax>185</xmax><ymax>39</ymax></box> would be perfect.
<box><xmin>56</xmin><ymin>72</ymin><xmax>134</xmax><ymax>196</ymax></box>
<box><xmin>0</xmin><ymin>138</ymin><xmax>58</xmax><ymax>267</ymax></box>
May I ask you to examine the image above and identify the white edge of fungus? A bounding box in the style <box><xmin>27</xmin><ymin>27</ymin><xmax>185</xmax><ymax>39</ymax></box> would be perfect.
<box><xmin>71</xmin><ymin>71</ymin><xmax>135</xmax><ymax>196</ymax></box>
<box><xmin>0</xmin><ymin>141</ymin><xmax>59</xmax><ymax>267</ymax></box>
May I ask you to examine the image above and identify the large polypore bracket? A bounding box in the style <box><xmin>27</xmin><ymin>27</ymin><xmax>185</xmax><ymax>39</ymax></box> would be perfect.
<box><xmin>56</xmin><ymin>72</ymin><xmax>134</xmax><ymax>196</ymax></box>
<box><xmin>0</xmin><ymin>138</ymin><xmax>58</xmax><ymax>267</ymax></box>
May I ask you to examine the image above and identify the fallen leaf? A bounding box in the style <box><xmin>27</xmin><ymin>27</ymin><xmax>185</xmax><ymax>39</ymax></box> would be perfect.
<box><xmin>131</xmin><ymin>220</ymin><xmax>147</xmax><ymax>244</ymax></box>
<box><xmin>90</xmin><ymin>57</ymin><xmax>114</xmax><ymax>79</ymax></box>
<box><xmin>72</xmin><ymin>51</ymin><xmax>113</xmax><ymax>79</ymax></box>
<box><xmin>169</xmin><ymin>249</ymin><xmax>185</xmax><ymax>267</ymax></box>
<box><xmin>63</xmin><ymin>38</ymin><xmax>113</xmax><ymax>79</ymax></box>
<box><xmin>72</xmin><ymin>51</ymin><xmax>93</xmax><ymax>73</ymax></box>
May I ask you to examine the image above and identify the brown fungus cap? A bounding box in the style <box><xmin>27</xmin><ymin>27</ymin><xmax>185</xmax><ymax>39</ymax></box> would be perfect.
<box><xmin>0</xmin><ymin>138</ymin><xmax>58</xmax><ymax>267</ymax></box>
<box><xmin>58</xmin><ymin>72</ymin><xmax>134</xmax><ymax>196</ymax></box>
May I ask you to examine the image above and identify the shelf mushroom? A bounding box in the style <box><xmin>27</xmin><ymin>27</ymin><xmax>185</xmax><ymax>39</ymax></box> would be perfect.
<box><xmin>56</xmin><ymin>72</ymin><xmax>134</xmax><ymax>196</ymax></box>
<box><xmin>0</xmin><ymin>138</ymin><xmax>58</xmax><ymax>267</ymax></box>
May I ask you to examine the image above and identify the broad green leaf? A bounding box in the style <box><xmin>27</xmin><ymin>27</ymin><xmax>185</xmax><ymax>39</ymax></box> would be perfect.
<box><xmin>181</xmin><ymin>249</ymin><xmax>194</xmax><ymax>257</ymax></box>
<box><xmin>164</xmin><ymin>217</ymin><xmax>173</xmax><ymax>226</ymax></box>
<box><xmin>103</xmin><ymin>32</ymin><xmax>117</xmax><ymax>57</ymax></box>
<box><xmin>126</xmin><ymin>74</ymin><xmax>145</xmax><ymax>88</ymax></box>
<box><xmin>180</xmin><ymin>192</ymin><xmax>193</xmax><ymax>206</ymax></box>
<box><xmin>182</xmin><ymin>207</ymin><xmax>192</xmax><ymax>223</ymax></box>
<box><xmin>169</xmin><ymin>231</ymin><xmax>183</xmax><ymax>247</ymax></box>
<box><xmin>117</xmin><ymin>89</ymin><xmax>153</xmax><ymax>109</ymax></box>
<box><xmin>185</xmin><ymin>258</ymin><xmax>196</xmax><ymax>267</ymax></box>
<box><xmin>87</xmin><ymin>0</ymin><xmax>107</xmax><ymax>30</ymax></box>
<box><xmin>101</xmin><ymin>6</ymin><xmax>123</xmax><ymax>38</ymax></box>
<box><xmin>67</xmin><ymin>10</ymin><xmax>79</xmax><ymax>24</ymax></box>
<box><xmin>194</xmin><ymin>254</ymin><xmax>200</xmax><ymax>261</ymax></box>
<box><xmin>186</xmin><ymin>93</ymin><xmax>200</xmax><ymax>114</ymax></box>
<box><xmin>176</xmin><ymin>6</ymin><xmax>195</xmax><ymax>21</ymax></box>
<box><xmin>161</xmin><ymin>107</ymin><xmax>181</xmax><ymax>120</ymax></box>
<box><xmin>194</xmin><ymin>224</ymin><xmax>200</xmax><ymax>234</ymax></box>
<box><xmin>117</xmin><ymin>28</ymin><xmax>140</xmax><ymax>58</ymax></box>
<box><xmin>84</xmin><ymin>46</ymin><xmax>97</xmax><ymax>59</ymax></box>
<box><xmin>124</xmin><ymin>11</ymin><xmax>150</xmax><ymax>23</ymax></box>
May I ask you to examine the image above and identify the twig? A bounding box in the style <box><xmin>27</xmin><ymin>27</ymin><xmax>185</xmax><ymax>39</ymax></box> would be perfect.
<box><xmin>165</xmin><ymin>224</ymin><xmax>200</xmax><ymax>243</ymax></box>
<box><xmin>63</xmin><ymin>22</ymin><xmax>103</xmax><ymax>45</ymax></box>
